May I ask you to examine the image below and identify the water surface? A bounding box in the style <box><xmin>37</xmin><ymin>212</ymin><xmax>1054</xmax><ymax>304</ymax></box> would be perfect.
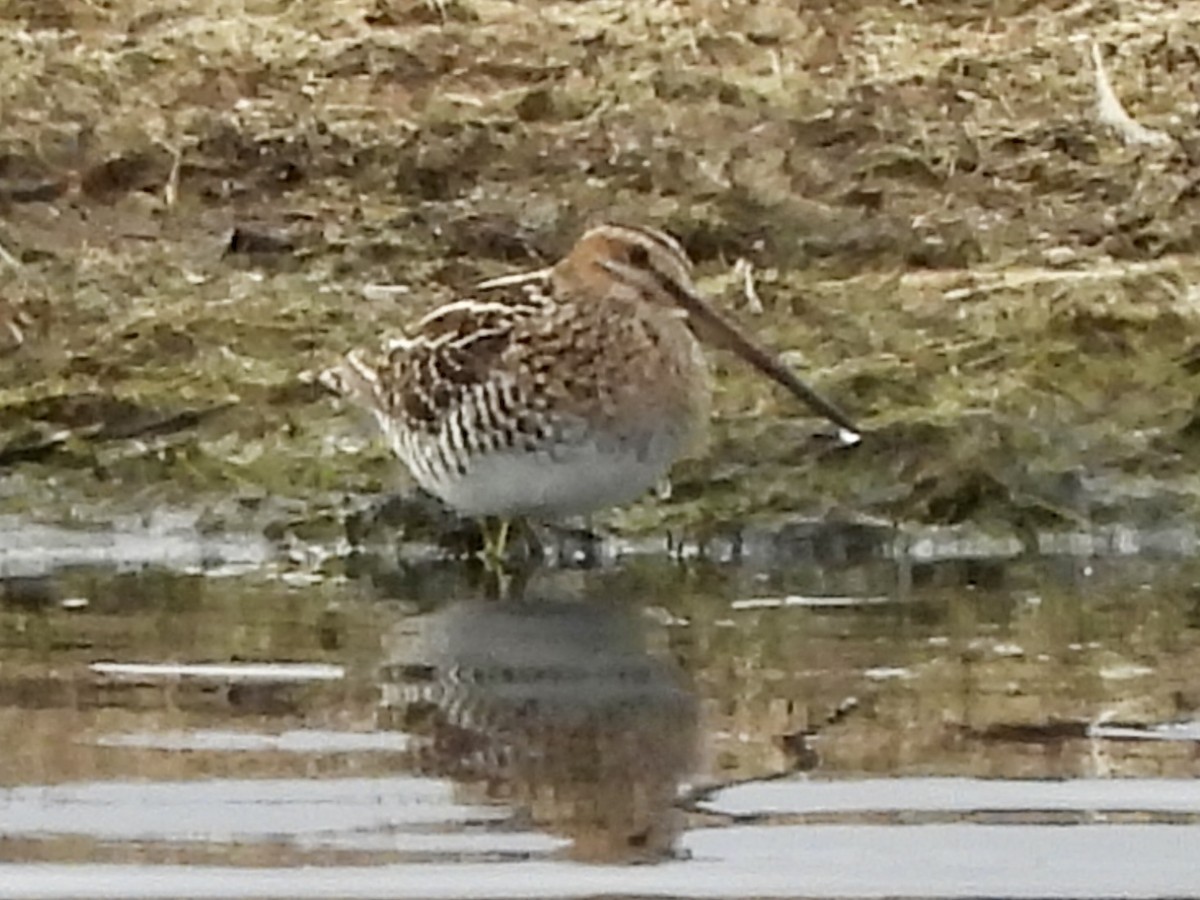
<box><xmin>3</xmin><ymin>536</ymin><xmax>1200</xmax><ymax>897</ymax></box>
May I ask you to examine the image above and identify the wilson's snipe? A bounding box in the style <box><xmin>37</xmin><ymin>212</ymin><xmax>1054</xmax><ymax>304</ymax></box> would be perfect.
<box><xmin>323</xmin><ymin>224</ymin><xmax>858</xmax><ymax>556</ymax></box>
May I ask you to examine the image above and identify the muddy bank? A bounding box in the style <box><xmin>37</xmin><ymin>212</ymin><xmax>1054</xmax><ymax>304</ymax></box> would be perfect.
<box><xmin>2</xmin><ymin>0</ymin><xmax>1200</xmax><ymax>551</ymax></box>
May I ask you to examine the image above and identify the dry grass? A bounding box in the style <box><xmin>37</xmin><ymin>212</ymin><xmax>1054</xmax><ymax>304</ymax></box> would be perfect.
<box><xmin>1</xmin><ymin>0</ymin><xmax>1200</xmax><ymax>544</ymax></box>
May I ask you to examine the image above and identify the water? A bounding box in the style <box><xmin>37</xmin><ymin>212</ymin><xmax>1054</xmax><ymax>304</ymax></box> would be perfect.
<box><xmin>3</xmin><ymin>534</ymin><xmax>1200</xmax><ymax>898</ymax></box>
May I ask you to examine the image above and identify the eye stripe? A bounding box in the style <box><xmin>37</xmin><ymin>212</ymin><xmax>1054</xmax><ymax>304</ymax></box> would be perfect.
<box><xmin>586</xmin><ymin>223</ymin><xmax>692</xmax><ymax>275</ymax></box>
<box><xmin>615</xmin><ymin>224</ymin><xmax>689</xmax><ymax>267</ymax></box>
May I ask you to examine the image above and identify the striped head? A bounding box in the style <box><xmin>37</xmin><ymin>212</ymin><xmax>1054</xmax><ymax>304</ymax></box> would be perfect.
<box><xmin>553</xmin><ymin>223</ymin><xmax>861</xmax><ymax>437</ymax></box>
<box><xmin>551</xmin><ymin>224</ymin><xmax>696</xmax><ymax>312</ymax></box>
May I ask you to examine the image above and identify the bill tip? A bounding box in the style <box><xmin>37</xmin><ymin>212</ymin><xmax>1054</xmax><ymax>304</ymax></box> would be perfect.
<box><xmin>837</xmin><ymin>427</ymin><xmax>862</xmax><ymax>447</ymax></box>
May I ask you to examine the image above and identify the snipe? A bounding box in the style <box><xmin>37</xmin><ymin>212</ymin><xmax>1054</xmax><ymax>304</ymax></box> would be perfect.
<box><xmin>322</xmin><ymin>224</ymin><xmax>858</xmax><ymax>558</ymax></box>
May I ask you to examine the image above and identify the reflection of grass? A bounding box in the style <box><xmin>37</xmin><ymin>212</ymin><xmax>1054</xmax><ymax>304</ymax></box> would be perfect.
<box><xmin>2</xmin><ymin>1</ymin><xmax>1200</xmax><ymax>540</ymax></box>
<box><xmin>672</xmin><ymin>556</ymin><xmax>1200</xmax><ymax>783</ymax></box>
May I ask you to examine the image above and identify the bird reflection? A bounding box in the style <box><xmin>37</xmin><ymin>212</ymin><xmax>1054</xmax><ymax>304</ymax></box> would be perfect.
<box><xmin>378</xmin><ymin>595</ymin><xmax>698</xmax><ymax>862</ymax></box>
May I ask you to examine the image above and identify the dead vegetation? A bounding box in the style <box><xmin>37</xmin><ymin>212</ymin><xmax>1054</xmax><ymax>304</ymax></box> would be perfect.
<box><xmin>1</xmin><ymin>0</ymin><xmax>1200</xmax><ymax>546</ymax></box>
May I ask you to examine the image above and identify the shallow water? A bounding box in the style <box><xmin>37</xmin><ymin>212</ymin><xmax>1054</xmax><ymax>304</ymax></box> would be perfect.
<box><xmin>3</xmin><ymin>536</ymin><xmax>1200</xmax><ymax>898</ymax></box>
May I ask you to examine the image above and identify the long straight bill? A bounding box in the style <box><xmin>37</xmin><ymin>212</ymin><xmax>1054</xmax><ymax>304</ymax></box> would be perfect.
<box><xmin>656</xmin><ymin>271</ymin><xmax>861</xmax><ymax>440</ymax></box>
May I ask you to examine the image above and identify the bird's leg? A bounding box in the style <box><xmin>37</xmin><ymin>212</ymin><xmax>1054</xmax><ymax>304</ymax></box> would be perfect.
<box><xmin>479</xmin><ymin>517</ymin><xmax>512</xmax><ymax>564</ymax></box>
<box><xmin>493</xmin><ymin>518</ymin><xmax>512</xmax><ymax>559</ymax></box>
<box><xmin>477</xmin><ymin>517</ymin><xmax>511</xmax><ymax>600</ymax></box>
<box><xmin>478</xmin><ymin>519</ymin><xmax>544</xmax><ymax>601</ymax></box>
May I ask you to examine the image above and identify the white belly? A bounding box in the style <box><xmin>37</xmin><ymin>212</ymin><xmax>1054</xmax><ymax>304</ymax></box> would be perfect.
<box><xmin>408</xmin><ymin>424</ymin><xmax>692</xmax><ymax>519</ymax></box>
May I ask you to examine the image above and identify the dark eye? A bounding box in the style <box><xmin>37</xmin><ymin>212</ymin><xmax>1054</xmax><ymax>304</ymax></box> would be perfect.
<box><xmin>628</xmin><ymin>244</ymin><xmax>651</xmax><ymax>267</ymax></box>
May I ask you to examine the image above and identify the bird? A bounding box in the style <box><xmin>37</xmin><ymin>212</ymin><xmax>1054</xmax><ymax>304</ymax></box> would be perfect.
<box><xmin>322</xmin><ymin>223</ymin><xmax>859</xmax><ymax>560</ymax></box>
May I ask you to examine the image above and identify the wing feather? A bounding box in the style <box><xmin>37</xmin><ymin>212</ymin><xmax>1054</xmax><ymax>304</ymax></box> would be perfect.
<box><xmin>381</xmin><ymin>280</ymin><xmax>552</xmax><ymax>438</ymax></box>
